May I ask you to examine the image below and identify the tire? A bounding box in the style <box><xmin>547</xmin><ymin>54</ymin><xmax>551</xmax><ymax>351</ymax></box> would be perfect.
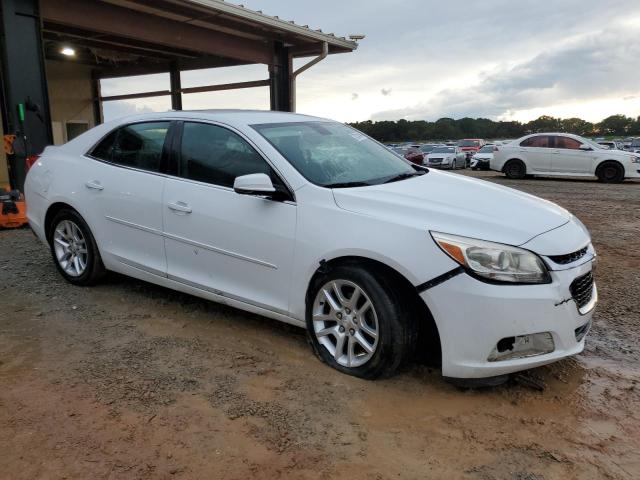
<box><xmin>48</xmin><ymin>209</ymin><xmax>106</xmax><ymax>286</ymax></box>
<box><xmin>503</xmin><ymin>159</ymin><xmax>526</xmax><ymax>179</ymax></box>
<box><xmin>306</xmin><ymin>263</ymin><xmax>416</xmax><ymax>379</ymax></box>
<box><xmin>596</xmin><ymin>161</ymin><xmax>624</xmax><ymax>183</ymax></box>
<box><xmin>451</xmin><ymin>160</ymin><xmax>457</xmax><ymax>170</ymax></box>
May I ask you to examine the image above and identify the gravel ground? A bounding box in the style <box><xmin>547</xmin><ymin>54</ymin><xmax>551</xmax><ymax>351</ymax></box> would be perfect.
<box><xmin>1</xmin><ymin>170</ymin><xmax>639</xmax><ymax>479</ymax></box>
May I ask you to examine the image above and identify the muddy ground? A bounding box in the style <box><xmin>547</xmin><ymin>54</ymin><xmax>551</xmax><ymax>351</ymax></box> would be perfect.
<box><xmin>1</xmin><ymin>170</ymin><xmax>639</xmax><ymax>479</ymax></box>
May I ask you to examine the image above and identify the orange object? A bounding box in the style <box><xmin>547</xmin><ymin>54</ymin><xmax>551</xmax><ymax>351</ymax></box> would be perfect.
<box><xmin>0</xmin><ymin>185</ymin><xmax>28</xmax><ymax>229</ymax></box>
<box><xmin>3</xmin><ymin>134</ymin><xmax>16</xmax><ymax>155</ymax></box>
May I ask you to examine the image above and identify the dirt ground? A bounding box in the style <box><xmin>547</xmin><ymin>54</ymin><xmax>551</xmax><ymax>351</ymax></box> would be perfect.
<box><xmin>1</xmin><ymin>170</ymin><xmax>639</xmax><ymax>480</ymax></box>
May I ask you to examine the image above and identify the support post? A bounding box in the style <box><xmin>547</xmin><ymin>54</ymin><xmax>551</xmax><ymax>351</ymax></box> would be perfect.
<box><xmin>91</xmin><ymin>70</ymin><xmax>103</xmax><ymax>125</ymax></box>
<box><xmin>169</xmin><ymin>62</ymin><xmax>182</xmax><ymax>110</ymax></box>
<box><xmin>269</xmin><ymin>41</ymin><xmax>292</xmax><ymax>112</ymax></box>
<box><xmin>0</xmin><ymin>0</ymin><xmax>53</xmax><ymax>191</ymax></box>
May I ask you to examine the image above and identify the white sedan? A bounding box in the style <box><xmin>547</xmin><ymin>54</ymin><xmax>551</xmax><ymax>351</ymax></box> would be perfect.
<box><xmin>491</xmin><ymin>133</ymin><xmax>640</xmax><ymax>182</ymax></box>
<box><xmin>25</xmin><ymin>111</ymin><xmax>596</xmax><ymax>382</ymax></box>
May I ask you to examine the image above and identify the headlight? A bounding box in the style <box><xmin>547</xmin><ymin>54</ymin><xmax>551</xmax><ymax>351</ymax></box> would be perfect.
<box><xmin>431</xmin><ymin>232</ymin><xmax>551</xmax><ymax>284</ymax></box>
<box><xmin>632</xmin><ymin>156</ymin><xmax>640</xmax><ymax>163</ymax></box>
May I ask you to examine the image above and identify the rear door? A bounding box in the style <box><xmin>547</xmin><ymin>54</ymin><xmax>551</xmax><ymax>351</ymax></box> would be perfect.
<box><xmin>519</xmin><ymin>135</ymin><xmax>552</xmax><ymax>172</ymax></box>
<box><xmin>84</xmin><ymin>121</ymin><xmax>171</xmax><ymax>275</ymax></box>
<box><xmin>162</xmin><ymin>121</ymin><xmax>297</xmax><ymax>315</ymax></box>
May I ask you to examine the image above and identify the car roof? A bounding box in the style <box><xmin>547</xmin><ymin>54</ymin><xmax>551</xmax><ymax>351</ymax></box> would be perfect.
<box><xmin>105</xmin><ymin>109</ymin><xmax>330</xmax><ymax>128</ymax></box>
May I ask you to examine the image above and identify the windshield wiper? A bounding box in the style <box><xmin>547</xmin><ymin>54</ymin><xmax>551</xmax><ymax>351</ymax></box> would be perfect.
<box><xmin>382</xmin><ymin>171</ymin><xmax>425</xmax><ymax>184</ymax></box>
<box><xmin>324</xmin><ymin>181</ymin><xmax>372</xmax><ymax>189</ymax></box>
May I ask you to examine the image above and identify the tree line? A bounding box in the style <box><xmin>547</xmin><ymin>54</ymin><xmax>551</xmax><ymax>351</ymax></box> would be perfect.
<box><xmin>348</xmin><ymin>114</ymin><xmax>640</xmax><ymax>142</ymax></box>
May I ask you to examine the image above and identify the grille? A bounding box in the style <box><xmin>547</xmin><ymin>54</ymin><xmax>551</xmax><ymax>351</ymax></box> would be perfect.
<box><xmin>548</xmin><ymin>246</ymin><xmax>588</xmax><ymax>265</ymax></box>
<box><xmin>429</xmin><ymin>158</ymin><xmax>443</xmax><ymax>163</ymax></box>
<box><xmin>569</xmin><ymin>272</ymin><xmax>594</xmax><ymax>310</ymax></box>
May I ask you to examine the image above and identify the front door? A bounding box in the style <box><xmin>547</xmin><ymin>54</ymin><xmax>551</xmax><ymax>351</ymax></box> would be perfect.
<box><xmin>162</xmin><ymin>121</ymin><xmax>297</xmax><ymax>315</ymax></box>
<box><xmin>550</xmin><ymin>136</ymin><xmax>592</xmax><ymax>174</ymax></box>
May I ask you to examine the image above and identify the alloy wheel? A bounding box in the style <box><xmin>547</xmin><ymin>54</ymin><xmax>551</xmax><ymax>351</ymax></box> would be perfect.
<box><xmin>312</xmin><ymin>280</ymin><xmax>379</xmax><ymax>368</ymax></box>
<box><xmin>53</xmin><ymin>220</ymin><xmax>88</xmax><ymax>277</ymax></box>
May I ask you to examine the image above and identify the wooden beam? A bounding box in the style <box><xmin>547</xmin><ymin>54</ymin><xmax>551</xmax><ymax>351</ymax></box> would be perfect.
<box><xmin>181</xmin><ymin>79</ymin><xmax>269</xmax><ymax>95</ymax></box>
<box><xmin>40</xmin><ymin>0</ymin><xmax>273</xmax><ymax>64</ymax></box>
<box><xmin>100</xmin><ymin>90</ymin><xmax>171</xmax><ymax>102</ymax></box>
<box><xmin>99</xmin><ymin>80</ymin><xmax>270</xmax><ymax>102</ymax></box>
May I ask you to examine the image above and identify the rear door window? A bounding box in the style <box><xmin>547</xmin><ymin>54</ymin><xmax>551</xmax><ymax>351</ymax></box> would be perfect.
<box><xmin>521</xmin><ymin>136</ymin><xmax>551</xmax><ymax>148</ymax></box>
<box><xmin>90</xmin><ymin>122</ymin><xmax>170</xmax><ymax>173</ymax></box>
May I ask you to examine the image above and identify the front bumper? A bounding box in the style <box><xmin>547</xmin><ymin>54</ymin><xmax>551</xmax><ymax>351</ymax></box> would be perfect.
<box><xmin>420</xmin><ymin>258</ymin><xmax>596</xmax><ymax>378</ymax></box>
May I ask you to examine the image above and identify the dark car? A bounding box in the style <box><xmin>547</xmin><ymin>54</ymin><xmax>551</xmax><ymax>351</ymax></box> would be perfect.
<box><xmin>404</xmin><ymin>147</ymin><xmax>425</xmax><ymax>165</ymax></box>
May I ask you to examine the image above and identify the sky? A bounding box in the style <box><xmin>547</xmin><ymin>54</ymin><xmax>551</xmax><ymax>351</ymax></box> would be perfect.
<box><xmin>102</xmin><ymin>0</ymin><xmax>640</xmax><ymax>124</ymax></box>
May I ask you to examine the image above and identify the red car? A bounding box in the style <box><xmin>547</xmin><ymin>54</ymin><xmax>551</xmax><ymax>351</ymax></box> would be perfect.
<box><xmin>404</xmin><ymin>145</ymin><xmax>425</xmax><ymax>165</ymax></box>
<box><xmin>457</xmin><ymin>139</ymin><xmax>486</xmax><ymax>157</ymax></box>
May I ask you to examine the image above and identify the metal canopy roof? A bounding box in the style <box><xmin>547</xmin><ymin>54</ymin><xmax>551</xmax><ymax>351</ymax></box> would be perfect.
<box><xmin>40</xmin><ymin>0</ymin><xmax>358</xmax><ymax>78</ymax></box>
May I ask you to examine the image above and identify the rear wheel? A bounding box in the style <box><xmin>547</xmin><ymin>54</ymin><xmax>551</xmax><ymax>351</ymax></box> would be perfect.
<box><xmin>49</xmin><ymin>209</ymin><xmax>105</xmax><ymax>285</ymax></box>
<box><xmin>503</xmin><ymin>159</ymin><xmax>526</xmax><ymax>179</ymax></box>
<box><xmin>306</xmin><ymin>264</ymin><xmax>415</xmax><ymax>379</ymax></box>
<box><xmin>596</xmin><ymin>161</ymin><xmax>624</xmax><ymax>183</ymax></box>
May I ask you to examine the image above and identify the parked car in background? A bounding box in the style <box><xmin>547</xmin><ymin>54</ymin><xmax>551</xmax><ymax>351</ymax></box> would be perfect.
<box><xmin>630</xmin><ymin>138</ymin><xmax>640</xmax><ymax>153</ymax></box>
<box><xmin>471</xmin><ymin>144</ymin><xmax>495</xmax><ymax>170</ymax></box>
<box><xmin>25</xmin><ymin>110</ymin><xmax>597</xmax><ymax>382</ymax></box>
<box><xmin>404</xmin><ymin>146</ymin><xmax>425</xmax><ymax>165</ymax></box>
<box><xmin>419</xmin><ymin>143</ymin><xmax>441</xmax><ymax>156</ymax></box>
<box><xmin>425</xmin><ymin>146</ymin><xmax>466</xmax><ymax>169</ymax></box>
<box><xmin>597</xmin><ymin>141</ymin><xmax>618</xmax><ymax>150</ymax></box>
<box><xmin>491</xmin><ymin>133</ymin><xmax>640</xmax><ymax>183</ymax></box>
<box><xmin>457</xmin><ymin>139</ymin><xmax>486</xmax><ymax>163</ymax></box>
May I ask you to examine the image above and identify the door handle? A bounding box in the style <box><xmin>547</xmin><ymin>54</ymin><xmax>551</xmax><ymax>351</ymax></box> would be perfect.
<box><xmin>85</xmin><ymin>180</ymin><xmax>104</xmax><ymax>191</ymax></box>
<box><xmin>167</xmin><ymin>201</ymin><xmax>192</xmax><ymax>214</ymax></box>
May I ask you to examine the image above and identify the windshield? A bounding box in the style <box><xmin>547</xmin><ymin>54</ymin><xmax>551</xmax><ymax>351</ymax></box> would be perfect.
<box><xmin>252</xmin><ymin>121</ymin><xmax>417</xmax><ymax>187</ymax></box>
<box><xmin>420</xmin><ymin>144</ymin><xmax>436</xmax><ymax>152</ymax></box>
<box><xmin>478</xmin><ymin>145</ymin><xmax>494</xmax><ymax>153</ymax></box>
<box><xmin>458</xmin><ymin>140</ymin><xmax>480</xmax><ymax>147</ymax></box>
<box><xmin>432</xmin><ymin>147</ymin><xmax>455</xmax><ymax>153</ymax></box>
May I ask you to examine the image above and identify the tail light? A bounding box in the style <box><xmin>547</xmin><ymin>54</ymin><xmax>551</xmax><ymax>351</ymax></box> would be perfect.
<box><xmin>25</xmin><ymin>154</ymin><xmax>40</xmax><ymax>172</ymax></box>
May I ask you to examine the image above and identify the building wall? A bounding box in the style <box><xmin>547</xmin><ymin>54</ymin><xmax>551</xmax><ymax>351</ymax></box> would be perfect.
<box><xmin>45</xmin><ymin>60</ymin><xmax>95</xmax><ymax>145</ymax></box>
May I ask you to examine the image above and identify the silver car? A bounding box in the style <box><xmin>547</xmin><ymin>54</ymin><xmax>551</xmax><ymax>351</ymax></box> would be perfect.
<box><xmin>425</xmin><ymin>146</ymin><xmax>467</xmax><ymax>169</ymax></box>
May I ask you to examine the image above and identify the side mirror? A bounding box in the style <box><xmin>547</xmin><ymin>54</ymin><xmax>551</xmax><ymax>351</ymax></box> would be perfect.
<box><xmin>233</xmin><ymin>173</ymin><xmax>276</xmax><ymax>196</ymax></box>
<box><xmin>579</xmin><ymin>144</ymin><xmax>592</xmax><ymax>151</ymax></box>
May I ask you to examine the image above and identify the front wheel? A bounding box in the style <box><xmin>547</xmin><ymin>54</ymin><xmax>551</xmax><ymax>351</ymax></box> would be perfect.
<box><xmin>306</xmin><ymin>264</ymin><xmax>415</xmax><ymax>379</ymax></box>
<box><xmin>596</xmin><ymin>161</ymin><xmax>624</xmax><ymax>183</ymax></box>
<box><xmin>49</xmin><ymin>209</ymin><xmax>105</xmax><ymax>285</ymax></box>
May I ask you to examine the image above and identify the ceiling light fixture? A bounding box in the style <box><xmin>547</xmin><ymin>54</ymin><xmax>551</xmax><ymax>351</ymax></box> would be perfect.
<box><xmin>61</xmin><ymin>47</ymin><xmax>76</xmax><ymax>57</ymax></box>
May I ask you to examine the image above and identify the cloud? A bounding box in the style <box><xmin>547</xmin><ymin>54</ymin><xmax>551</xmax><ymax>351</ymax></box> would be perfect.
<box><xmin>102</xmin><ymin>101</ymin><xmax>156</xmax><ymax>122</ymax></box>
<box><xmin>371</xmin><ymin>25</ymin><xmax>640</xmax><ymax>121</ymax></box>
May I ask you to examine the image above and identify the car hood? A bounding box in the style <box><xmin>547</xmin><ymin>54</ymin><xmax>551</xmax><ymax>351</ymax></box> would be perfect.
<box><xmin>427</xmin><ymin>153</ymin><xmax>454</xmax><ymax>158</ymax></box>
<box><xmin>332</xmin><ymin>170</ymin><xmax>572</xmax><ymax>247</ymax></box>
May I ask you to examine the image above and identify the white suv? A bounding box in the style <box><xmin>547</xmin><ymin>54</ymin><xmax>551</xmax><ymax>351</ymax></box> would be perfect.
<box><xmin>492</xmin><ymin>133</ymin><xmax>640</xmax><ymax>182</ymax></box>
<box><xmin>25</xmin><ymin>111</ymin><xmax>596</xmax><ymax>382</ymax></box>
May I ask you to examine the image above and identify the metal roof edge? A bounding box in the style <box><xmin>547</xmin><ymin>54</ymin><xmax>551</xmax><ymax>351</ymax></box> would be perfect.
<box><xmin>183</xmin><ymin>0</ymin><xmax>359</xmax><ymax>51</ymax></box>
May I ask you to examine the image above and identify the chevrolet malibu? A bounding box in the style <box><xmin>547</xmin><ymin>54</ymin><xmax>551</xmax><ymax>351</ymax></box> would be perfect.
<box><xmin>25</xmin><ymin>111</ymin><xmax>597</xmax><ymax>382</ymax></box>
